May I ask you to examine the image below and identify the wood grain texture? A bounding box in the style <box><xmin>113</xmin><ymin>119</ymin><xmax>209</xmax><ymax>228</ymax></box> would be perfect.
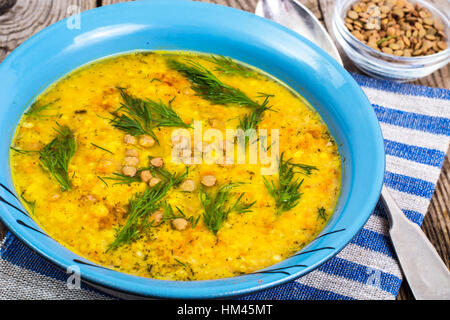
<box><xmin>0</xmin><ymin>0</ymin><xmax>448</xmax><ymax>300</ymax></box>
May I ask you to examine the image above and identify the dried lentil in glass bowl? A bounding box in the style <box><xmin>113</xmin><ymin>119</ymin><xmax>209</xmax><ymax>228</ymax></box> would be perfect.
<box><xmin>332</xmin><ymin>0</ymin><xmax>450</xmax><ymax>81</ymax></box>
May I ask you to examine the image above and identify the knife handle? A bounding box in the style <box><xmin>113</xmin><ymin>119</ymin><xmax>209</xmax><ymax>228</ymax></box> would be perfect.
<box><xmin>381</xmin><ymin>186</ymin><xmax>450</xmax><ymax>300</ymax></box>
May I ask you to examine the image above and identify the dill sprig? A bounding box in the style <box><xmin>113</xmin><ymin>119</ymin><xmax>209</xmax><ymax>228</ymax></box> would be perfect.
<box><xmin>20</xmin><ymin>192</ymin><xmax>36</xmax><ymax>215</ymax></box>
<box><xmin>205</xmin><ymin>55</ymin><xmax>256</xmax><ymax>78</ymax></box>
<box><xmin>10</xmin><ymin>147</ymin><xmax>39</xmax><ymax>155</ymax></box>
<box><xmin>102</xmin><ymin>158</ymin><xmax>189</xmax><ymax>187</ymax></box>
<box><xmin>173</xmin><ymin>257</ymin><xmax>195</xmax><ymax>277</ymax></box>
<box><xmin>168</xmin><ymin>59</ymin><xmax>273</xmax><ymax>131</ymax></box>
<box><xmin>377</xmin><ymin>35</ymin><xmax>397</xmax><ymax>46</ymax></box>
<box><xmin>162</xmin><ymin>203</ymin><xmax>201</xmax><ymax>228</ymax></box>
<box><xmin>90</xmin><ymin>143</ymin><xmax>113</xmax><ymax>154</ymax></box>
<box><xmin>200</xmin><ymin>182</ymin><xmax>255</xmax><ymax>235</ymax></box>
<box><xmin>111</xmin><ymin>88</ymin><xmax>190</xmax><ymax>141</ymax></box>
<box><xmin>26</xmin><ymin>102</ymin><xmax>51</xmax><ymax>117</ymax></box>
<box><xmin>107</xmin><ymin>167</ymin><xmax>189</xmax><ymax>250</ymax></box>
<box><xmin>107</xmin><ymin>184</ymin><xmax>168</xmax><ymax>251</ymax></box>
<box><xmin>25</xmin><ymin>99</ymin><xmax>60</xmax><ymax>118</ymax></box>
<box><xmin>238</xmin><ymin>94</ymin><xmax>273</xmax><ymax>132</ymax></box>
<box><xmin>291</xmin><ymin>163</ymin><xmax>319</xmax><ymax>176</ymax></box>
<box><xmin>39</xmin><ymin>124</ymin><xmax>76</xmax><ymax>192</ymax></box>
<box><xmin>97</xmin><ymin>176</ymin><xmax>109</xmax><ymax>187</ymax></box>
<box><xmin>317</xmin><ymin>207</ymin><xmax>327</xmax><ymax>221</ymax></box>
<box><xmin>146</xmin><ymin>98</ymin><xmax>192</xmax><ymax>128</ymax></box>
<box><xmin>167</xmin><ymin>59</ymin><xmax>263</xmax><ymax>108</ymax></box>
<box><xmin>264</xmin><ymin>152</ymin><xmax>317</xmax><ymax>215</ymax></box>
<box><xmin>103</xmin><ymin>173</ymin><xmax>141</xmax><ymax>185</ymax></box>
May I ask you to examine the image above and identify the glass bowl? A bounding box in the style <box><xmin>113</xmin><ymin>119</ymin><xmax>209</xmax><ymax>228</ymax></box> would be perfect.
<box><xmin>332</xmin><ymin>0</ymin><xmax>450</xmax><ymax>82</ymax></box>
<box><xmin>0</xmin><ymin>0</ymin><xmax>385</xmax><ymax>298</ymax></box>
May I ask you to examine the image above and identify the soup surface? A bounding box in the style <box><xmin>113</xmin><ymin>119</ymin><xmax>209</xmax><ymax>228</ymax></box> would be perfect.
<box><xmin>11</xmin><ymin>52</ymin><xmax>341</xmax><ymax>280</ymax></box>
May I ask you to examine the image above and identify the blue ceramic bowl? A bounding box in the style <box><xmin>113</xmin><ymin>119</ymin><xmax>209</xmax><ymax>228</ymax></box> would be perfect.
<box><xmin>0</xmin><ymin>0</ymin><xmax>385</xmax><ymax>298</ymax></box>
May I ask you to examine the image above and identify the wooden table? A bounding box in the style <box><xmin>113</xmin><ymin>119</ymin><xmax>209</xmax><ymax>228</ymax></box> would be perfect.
<box><xmin>0</xmin><ymin>0</ymin><xmax>448</xmax><ymax>300</ymax></box>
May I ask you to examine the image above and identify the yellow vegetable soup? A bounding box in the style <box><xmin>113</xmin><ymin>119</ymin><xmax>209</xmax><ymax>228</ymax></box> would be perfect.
<box><xmin>10</xmin><ymin>52</ymin><xmax>341</xmax><ymax>280</ymax></box>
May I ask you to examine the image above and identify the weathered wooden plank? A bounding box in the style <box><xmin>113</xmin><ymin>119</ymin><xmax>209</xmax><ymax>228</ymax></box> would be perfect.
<box><xmin>423</xmin><ymin>147</ymin><xmax>450</xmax><ymax>268</ymax></box>
<box><xmin>101</xmin><ymin>0</ymin><xmax>129</xmax><ymax>5</ymax></box>
<box><xmin>0</xmin><ymin>219</ymin><xmax>6</xmax><ymax>240</ymax></box>
<box><xmin>319</xmin><ymin>0</ymin><xmax>449</xmax><ymax>300</ymax></box>
<box><xmin>0</xmin><ymin>0</ymin><xmax>97</xmax><ymax>62</ymax></box>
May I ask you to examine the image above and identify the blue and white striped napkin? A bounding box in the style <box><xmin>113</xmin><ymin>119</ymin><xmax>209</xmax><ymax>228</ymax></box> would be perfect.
<box><xmin>1</xmin><ymin>73</ymin><xmax>449</xmax><ymax>300</ymax></box>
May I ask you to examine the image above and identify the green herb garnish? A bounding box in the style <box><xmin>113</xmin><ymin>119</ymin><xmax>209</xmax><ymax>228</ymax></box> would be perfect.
<box><xmin>200</xmin><ymin>182</ymin><xmax>255</xmax><ymax>235</ymax></box>
<box><xmin>110</xmin><ymin>88</ymin><xmax>158</xmax><ymax>142</ymax></box>
<box><xmin>118</xmin><ymin>87</ymin><xmax>153</xmax><ymax>129</ymax></box>
<box><xmin>103</xmin><ymin>159</ymin><xmax>188</xmax><ymax>187</ymax></box>
<box><xmin>168</xmin><ymin>59</ymin><xmax>273</xmax><ymax>132</ymax></box>
<box><xmin>376</xmin><ymin>35</ymin><xmax>397</xmax><ymax>46</ymax></box>
<box><xmin>205</xmin><ymin>55</ymin><xmax>256</xmax><ymax>78</ymax></box>
<box><xmin>97</xmin><ymin>176</ymin><xmax>109</xmax><ymax>187</ymax></box>
<box><xmin>264</xmin><ymin>152</ymin><xmax>317</xmax><ymax>215</ymax></box>
<box><xmin>107</xmin><ymin>184</ymin><xmax>168</xmax><ymax>251</ymax></box>
<box><xmin>148</xmin><ymin>162</ymin><xmax>189</xmax><ymax>187</ymax></box>
<box><xmin>174</xmin><ymin>258</ymin><xmax>187</xmax><ymax>267</ymax></box>
<box><xmin>111</xmin><ymin>88</ymin><xmax>190</xmax><ymax>141</ymax></box>
<box><xmin>39</xmin><ymin>124</ymin><xmax>76</xmax><ymax>191</ymax></box>
<box><xmin>110</xmin><ymin>113</ymin><xmax>153</xmax><ymax>137</ymax></box>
